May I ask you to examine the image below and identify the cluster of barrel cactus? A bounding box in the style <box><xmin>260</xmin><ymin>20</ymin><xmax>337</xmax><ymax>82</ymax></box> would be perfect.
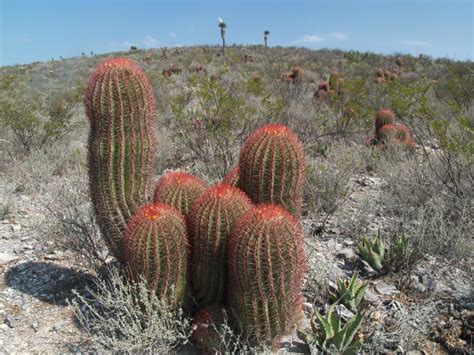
<box><xmin>85</xmin><ymin>58</ymin><xmax>306</xmax><ymax>350</ymax></box>
<box><xmin>366</xmin><ymin>109</ymin><xmax>415</xmax><ymax>149</ymax></box>
<box><xmin>313</xmin><ymin>70</ymin><xmax>346</xmax><ymax>101</ymax></box>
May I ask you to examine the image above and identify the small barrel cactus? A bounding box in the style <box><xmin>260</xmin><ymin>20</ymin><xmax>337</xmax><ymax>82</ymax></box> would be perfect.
<box><xmin>153</xmin><ymin>171</ymin><xmax>207</xmax><ymax>215</ymax></box>
<box><xmin>188</xmin><ymin>184</ymin><xmax>252</xmax><ymax>307</ymax></box>
<box><xmin>378</xmin><ymin>124</ymin><xmax>415</xmax><ymax>149</ymax></box>
<box><xmin>193</xmin><ymin>305</ymin><xmax>228</xmax><ymax>354</ymax></box>
<box><xmin>238</xmin><ymin>124</ymin><xmax>305</xmax><ymax>217</ymax></box>
<box><xmin>227</xmin><ymin>204</ymin><xmax>306</xmax><ymax>346</ymax></box>
<box><xmin>222</xmin><ymin>166</ymin><xmax>240</xmax><ymax>187</ymax></box>
<box><xmin>375</xmin><ymin>109</ymin><xmax>395</xmax><ymax>133</ymax></box>
<box><xmin>123</xmin><ymin>203</ymin><xmax>189</xmax><ymax>305</ymax></box>
<box><xmin>85</xmin><ymin>58</ymin><xmax>156</xmax><ymax>261</ymax></box>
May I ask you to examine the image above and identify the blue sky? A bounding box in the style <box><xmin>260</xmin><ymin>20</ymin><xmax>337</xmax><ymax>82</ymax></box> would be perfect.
<box><xmin>1</xmin><ymin>0</ymin><xmax>473</xmax><ymax>66</ymax></box>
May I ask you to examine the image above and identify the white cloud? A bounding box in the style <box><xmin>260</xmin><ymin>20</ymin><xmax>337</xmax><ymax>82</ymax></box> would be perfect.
<box><xmin>401</xmin><ymin>40</ymin><xmax>431</xmax><ymax>47</ymax></box>
<box><xmin>327</xmin><ymin>32</ymin><xmax>347</xmax><ymax>40</ymax></box>
<box><xmin>143</xmin><ymin>35</ymin><xmax>159</xmax><ymax>47</ymax></box>
<box><xmin>295</xmin><ymin>34</ymin><xmax>324</xmax><ymax>44</ymax></box>
<box><xmin>169</xmin><ymin>33</ymin><xmax>176</xmax><ymax>38</ymax></box>
<box><xmin>294</xmin><ymin>32</ymin><xmax>347</xmax><ymax>44</ymax></box>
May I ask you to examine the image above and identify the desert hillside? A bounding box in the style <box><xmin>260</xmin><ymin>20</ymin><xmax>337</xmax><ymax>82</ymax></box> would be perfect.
<box><xmin>0</xmin><ymin>45</ymin><xmax>473</xmax><ymax>353</ymax></box>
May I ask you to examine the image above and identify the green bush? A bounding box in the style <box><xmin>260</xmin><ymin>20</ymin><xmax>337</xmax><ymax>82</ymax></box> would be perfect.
<box><xmin>0</xmin><ymin>73</ymin><xmax>82</xmax><ymax>154</ymax></box>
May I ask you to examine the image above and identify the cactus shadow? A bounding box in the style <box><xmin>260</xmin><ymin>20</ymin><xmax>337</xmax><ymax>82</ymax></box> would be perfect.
<box><xmin>4</xmin><ymin>261</ymin><xmax>94</xmax><ymax>306</ymax></box>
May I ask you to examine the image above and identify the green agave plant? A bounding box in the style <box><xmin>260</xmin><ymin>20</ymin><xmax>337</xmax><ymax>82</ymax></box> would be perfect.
<box><xmin>358</xmin><ymin>232</ymin><xmax>419</xmax><ymax>274</ymax></box>
<box><xmin>329</xmin><ymin>274</ymin><xmax>367</xmax><ymax>312</ymax></box>
<box><xmin>357</xmin><ymin>232</ymin><xmax>385</xmax><ymax>273</ymax></box>
<box><xmin>299</xmin><ymin>303</ymin><xmax>364</xmax><ymax>355</ymax></box>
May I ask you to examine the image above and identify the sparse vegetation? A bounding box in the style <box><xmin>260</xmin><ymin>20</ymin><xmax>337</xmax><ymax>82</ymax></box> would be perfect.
<box><xmin>1</xmin><ymin>46</ymin><xmax>472</xmax><ymax>354</ymax></box>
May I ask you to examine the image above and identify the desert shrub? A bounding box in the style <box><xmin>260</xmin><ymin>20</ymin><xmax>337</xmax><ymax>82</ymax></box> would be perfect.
<box><xmin>304</xmin><ymin>142</ymin><xmax>356</xmax><ymax>231</ymax></box>
<box><xmin>379</xmin><ymin>153</ymin><xmax>473</xmax><ymax>260</ymax></box>
<box><xmin>434</xmin><ymin>62</ymin><xmax>474</xmax><ymax>111</ymax></box>
<box><xmin>170</xmin><ymin>74</ymin><xmax>264</xmax><ymax>178</ymax></box>
<box><xmin>70</xmin><ymin>266</ymin><xmax>192</xmax><ymax>353</ymax></box>
<box><xmin>48</xmin><ymin>180</ymin><xmax>108</xmax><ymax>272</ymax></box>
<box><xmin>0</xmin><ymin>73</ymin><xmax>83</xmax><ymax>154</ymax></box>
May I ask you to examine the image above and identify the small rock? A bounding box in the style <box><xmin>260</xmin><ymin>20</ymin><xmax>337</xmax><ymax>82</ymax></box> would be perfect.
<box><xmin>303</xmin><ymin>302</ymin><xmax>313</xmax><ymax>314</ymax></box>
<box><xmin>375</xmin><ymin>282</ymin><xmax>400</xmax><ymax>296</ymax></box>
<box><xmin>0</xmin><ymin>323</ymin><xmax>9</xmax><ymax>331</ymax></box>
<box><xmin>10</xmin><ymin>224</ymin><xmax>21</xmax><ymax>232</ymax></box>
<box><xmin>337</xmin><ymin>248</ymin><xmax>355</xmax><ymax>259</ymax></box>
<box><xmin>364</xmin><ymin>289</ymin><xmax>380</xmax><ymax>304</ymax></box>
<box><xmin>4</xmin><ymin>315</ymin><xmax>17</xmax><ymax>328</ymax></box>
<box><xmin>0</xmin><ymin>253</ymin><xmax>18</xmax><ymax>265</ymax></box>
<box><xmin>335</xmin><ymin>304</ymin><xmax>355</xmax><ymax>321</ymax></box>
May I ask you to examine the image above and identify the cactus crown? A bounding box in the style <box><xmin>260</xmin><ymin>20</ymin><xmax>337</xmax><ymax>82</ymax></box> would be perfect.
<box><xmin>123</xmin><ymin>203</ymin><xmax>189</xmax><ymax>305</ymax></box>
<box><xmin>239</xmin><ymin>123</ymin><xmax>305</xmax><ymax>217</ymax></box>
<box><xmin>85</xmin><ymin>58</ymin><xmax>156</xmax><ymax>121</ymax></box>
<box><xmin>153</xmin><ymin>171</ymin><xmax>207</xmax><ymax>215</ymax></box>
<box><xmin>375</xmin><ymin>109</ymin><xmax>395</xmax><ymax>133</ymax></box>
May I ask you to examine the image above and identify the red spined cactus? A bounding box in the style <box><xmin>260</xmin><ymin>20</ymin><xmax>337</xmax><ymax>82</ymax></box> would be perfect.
<box><xmin>375</xmin><ymin>109</ymin><xmax>395</xmax><ymax>133</ymax></box>
<box><xmin>188</xmin><ymin>184</ymin><xmax>252</xmax><ymax>307</ymax></box>
<box><xmin>227</xmin><ymin>204</ymin><xmax>306</xmax><ymax>346</ymax></box>
<box><xmin>222</xmin><ymin>166</ymin><xmax>240</xmax><ymax>187</ymax></box>
<box><xmin>85</xmin><ymin>57</ymin><xmax>156</xmax><ymax>261</ymax></box>
<box><xmin>377</xmin><ymin>124</ymin><xmax>415</xmax><ymax>149</ymax></box>
<box><xmin>238</xmin><ymin>124</ymin><xmax>305</xmax><ymax>217</ymax></box>
<box><xmin>153</xmin><ymin>171</ymin><xmax>207</xmax><ymax>215</ymax></box>
<box><xmin>318</xmin><ymin>81</ymin><xmax>329</xmax><ymax>92</ymax></box>
<box><xmin>123</xmin><ymin>203</ymin><xmax>189</xmax><ymax>305</ymax></box>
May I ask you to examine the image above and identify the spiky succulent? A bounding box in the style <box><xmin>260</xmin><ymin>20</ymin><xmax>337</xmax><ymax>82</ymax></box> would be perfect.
<box><xmin>85</xmin><ymin>57</ymin><xmax>156</xmax><ymax>261</ymax></box>
<box><xmin>123</xmin><ymin>203</ymin><xmax>189</xmax><ymax>305</ymax></box>
<box><xmin>377</xmin><ymin>124</ymin><xmax>415</xmax><ymax>149</ymax></box>
<box><xmin>153</xmin><ymin>171</ymin><xmax>207</xmax><ymax>215</ymax></box>
<box><xmin>374</xmin><ymin>109</ymin><xmax>395</xmax><ymax>134</ymax></box>
<box><xmin>227</xmin><ymin>204</ymin><xmax>306</xmax><ymax>346</ymax></box>
<box><xmin>305</xmin><ymin>304</ymin><xmax>364</xmax><ymax>355</ymax></box>
<box><xmin>222</xmin><ymin>166</ymin><xmax>240</xmax><ymax>187</ymax></box>
<box><xmin>357</xmin><ymin>233</ymin><xmax>385</xmax><ymax>273</ymax></box>
<box><xmin>329</xmin><ymin>275</ymin><xmax>367</xmax><ymax>312</ymax></box>
<box><xmin>188</xmin><ymin>184</ymin><xmax>252</xmax><ymax>307</ymax></box>
<box><xmin>238</xmin><ymin>124</ymin><xmax>305</xmax><ymax>217</ymax></box>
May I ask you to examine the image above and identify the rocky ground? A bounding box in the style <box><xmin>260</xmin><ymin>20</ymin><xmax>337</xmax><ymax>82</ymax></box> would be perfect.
<box><xmin>0</xmin><ymin>169</ymin><xmax>472</xmax><ymax>353</ymax></box>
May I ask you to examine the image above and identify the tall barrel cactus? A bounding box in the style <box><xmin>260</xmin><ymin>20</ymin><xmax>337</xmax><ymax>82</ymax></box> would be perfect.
<box><xmin>153</xmin><ymin>171</ymin><xmax>207</xmax><ymax>215</ymax></box>
<box><xmin>188</xmin><ymin>184</ymin><xmax>252</xmax><ymax>307</ymax></box>
<box><xmin>85</xmin><ymin>58</ymin><xmax>156</xmax><ymax>261</ymax></box>
<box><xmin>375</xmin><ymin>109</ymin><xmax>395</xmax><ymax>133</ymax></box>
<box><xmin>123</xmin><ymin>203</ymin><xmax>189</xmax><ymax>305</ymax></box>
<box><xmin>238</xmin><ymin>124</ymin><xmax>305</xmax><ymax>217</ymax></box>
<box><xmin>227</xmin><ymin>204</ymin><xmax>306</xmax><ymax>346</ymax></box>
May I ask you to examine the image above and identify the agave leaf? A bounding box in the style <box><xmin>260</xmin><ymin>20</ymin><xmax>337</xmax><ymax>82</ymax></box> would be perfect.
<box><xmin>342</xmin><ymin>311</ymin><xmax>364</xmax><ymax>346</ymax></box>
<box><xmin>342</xmin><ymin>342</ymin><xmax>362</xmax><ymax>355</ymax></box>
<box><xmin>348</xmin><ymin>274</ymin><xmax>356</xmax><ymax>290</ymax></box>
<box><xmin>353</xmin><ymin>283</ymin><xmax>367</xmax><ymax>308</ymax></box>
<box><xmin>328</xmin><ymin>304</ymin><xmax>340</xmax><ymax>334</ymax></box>
<box><xmin>369</xmin><ymin>250</ymin><xmax>383</xmax><ymax>272</ymax></box>
<box><xmin>374</xmin><ymin>236</ymin><xmax>384</xmax><ymax>260</ymax></box>
<box><xmin>315</xmin><ymin>309</ymin><xmax>335</xmax><ymax>340</ymax></box>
